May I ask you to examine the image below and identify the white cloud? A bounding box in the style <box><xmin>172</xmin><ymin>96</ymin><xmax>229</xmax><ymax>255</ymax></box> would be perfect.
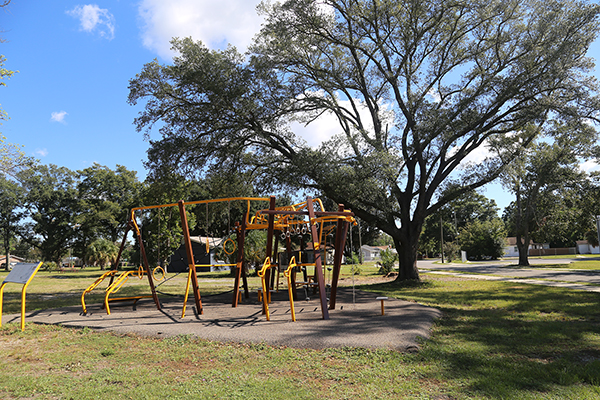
<box><xmin>291</xmin><ymin>95</ymin><xmax>396</xmax><ymax>149</ymax></box>
<box><xmin>137</xmin><ymin>0</ymin><xmax>264</xmax><ymax>59</ymax></box>
<box><xmin>457</xmin><ymin>141</ymin><xmax>493</xmax><ymax>166</ymax></box>
<box><xmin>581</xmin><ymin>159</ymin><xmax>599</xmax><ymax>172</ymax></box>
<box><xmin>50</xmin><ymin>111</ymin><xmax>68</xmax><ymax>123</ymax></box>
<box><xmin>427</xmin><ymin>87</ymin><xmax>441</xmax><ymax>103</ymax></box>
<box><xmin>34</xmin><ymin>148</ymin><xmax>48</xmax><ymax>157</ymax></box>
<box><xmin>67</xmin><ymin>4</ymin><xmax>115</xmax><ymax>40</ymax></box>
<box><xmin>291</xmin><ymin>112</ymin><xmax>341</xmax><ymax>148</ymax></box>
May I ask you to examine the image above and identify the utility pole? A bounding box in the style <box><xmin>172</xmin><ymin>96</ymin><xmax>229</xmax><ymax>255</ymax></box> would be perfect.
<box><xmin>596</xmin><ymin>216</ymin><xmax>600</xmax><ymax>254</ymax></box>
<box><xmin>440</xmin><ymin>214</ymin><xmax>444</xmax><ymax>264</ymax></box>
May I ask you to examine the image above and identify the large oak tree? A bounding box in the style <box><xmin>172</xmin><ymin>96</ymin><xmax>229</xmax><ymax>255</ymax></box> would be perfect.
<box><xmin>129</xmin><ymin>0</ymin><xmax>600</xmax><ymax>280</ymax></box>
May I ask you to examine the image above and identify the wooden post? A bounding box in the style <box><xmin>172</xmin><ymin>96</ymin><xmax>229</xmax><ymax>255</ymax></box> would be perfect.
<box><xmin>178</xmin><ymin>200</ymin><xmax>203</xmax><ymax>315</ymax></box>
<box><xmin>306</xmin><ymin>197</ymin><xmax>329</xmax><ymax>320</ymax></box>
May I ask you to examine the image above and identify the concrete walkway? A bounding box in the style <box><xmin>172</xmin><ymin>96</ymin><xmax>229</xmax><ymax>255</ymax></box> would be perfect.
<box><xmin>4</xmin><ymin>287</ymin><xmax>442</xmax><ymax>352</ymax></box>
<box><xmin>419</xmin><ymin>258</ymin><xmax>600</xmax><ymax>293</ymax></box>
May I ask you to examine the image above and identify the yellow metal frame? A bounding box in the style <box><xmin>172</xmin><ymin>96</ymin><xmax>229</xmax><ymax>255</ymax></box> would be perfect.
<box><xmin>82</xmin><ymin>266</ymin><xmax>165</xmax><ymax>315</ymax></box>
<box><xmin>81</xmin><ymin>269</ymin><xmax>118</xmax><ymax>314</ymax></box>
<box><xmin>82</xmin><ymin>196</ymin><xmax>356</xmax><ymax>319</ymax></box>
<box><xmin>104</xmin><ymin>267</ymin><xmax>157</xmax><ymax>315</ymax></box>
<box><xmin>128</xmin><ymin>196</ymin><xmax>353</xmax><ymax>268</ymax></box>
<box><xmin>284</xmin><ymin>256</ymin><xmax>298</xmax><ymax>322</ymax></box>
<box><xmin>257</xmin><ymin>257</ymin><xmax>275</xmax><ymax>320</ymax></box>
<box><xmin>0</xmin><ymin>261</ymin><xmax>43</xmax><ymax>331</ymax></box>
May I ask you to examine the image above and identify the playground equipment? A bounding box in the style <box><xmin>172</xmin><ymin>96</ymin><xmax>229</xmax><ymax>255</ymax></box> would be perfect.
<box><xmin>81</xmin><ymin>196</ymin><xmax>356</xmax><ymax>321</ymax></box>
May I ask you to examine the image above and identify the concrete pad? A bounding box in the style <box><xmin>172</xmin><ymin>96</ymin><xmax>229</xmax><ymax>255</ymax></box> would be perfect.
<box><xmin>3</xmin><ymin>288</ymin><xmax>441</xmax><ymax>352</ymax></box>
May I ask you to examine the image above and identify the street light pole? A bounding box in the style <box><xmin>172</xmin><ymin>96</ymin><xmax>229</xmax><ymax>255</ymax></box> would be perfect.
<box><xmin>596</xmin><ymin>216</ymin><xmax>600</xmax><ymax>254</ymax></box>
<box><xmin>440</xmin><ymin>214</ymin><xmax>444</xmax><ymax>264</ymax></box>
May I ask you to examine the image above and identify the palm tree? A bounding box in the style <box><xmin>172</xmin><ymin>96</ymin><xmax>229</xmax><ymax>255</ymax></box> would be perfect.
<box><xmin>86</xmin><ymin>238</ymin><xmax>118</xmax><ymax>270</ymax></box>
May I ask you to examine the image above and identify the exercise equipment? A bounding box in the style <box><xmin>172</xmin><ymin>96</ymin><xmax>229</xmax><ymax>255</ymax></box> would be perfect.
<box><xmin>81</xmin><ymin>196</ymin><xmax>356</xmax><ymax>322</ymax></box>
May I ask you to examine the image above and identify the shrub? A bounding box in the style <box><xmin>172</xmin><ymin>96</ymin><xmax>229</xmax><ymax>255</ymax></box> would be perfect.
<box><xmin>443</xmin><ymin>241</ymin><xmax>461</xmax><ymax>262</ymax></box>
<box><xmin>377</xmin><ymin>249</ymin><xmax>398</xmax><ymax>275</ymax></box>
<box><xmin>458</xmin><ymin>219</ymin><xmax>506</xmax><ymax>260</ymax></box>
<box><xmin>42</xmin><ymin>262</ymin><xmax>58</xmax><ymax>272</ymax></box>
<box><xmin>346</xmin><ymin>253</ymin><xmax>360</xmax><ymax>265</ymax></box>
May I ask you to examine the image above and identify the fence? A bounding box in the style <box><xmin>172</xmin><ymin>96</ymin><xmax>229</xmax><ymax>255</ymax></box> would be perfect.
<box><xmin>528</xmin><ymin>247</ymin><xmax>577</xmax><ymax>256</ymax></box>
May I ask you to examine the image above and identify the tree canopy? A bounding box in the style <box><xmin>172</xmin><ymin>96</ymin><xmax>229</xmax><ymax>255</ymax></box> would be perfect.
<box><xmin>129</xmin><ymin>0</ymin><xmax>600</xmax><ymax>281</ymax></box>
<box><xmin>20</xmin><ymin>165</ymin><xmax>79</xmax><ymax>265</ymax></box>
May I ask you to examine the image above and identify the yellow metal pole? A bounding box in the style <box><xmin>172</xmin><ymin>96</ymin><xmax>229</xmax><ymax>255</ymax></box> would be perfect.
<box><xmin>284</xmin><ymin>256</ymin><xmax>297</xmax><ymax>322</ymax></box>
<box><xmin>14</xmin><ymin>262</ymin><xmax>43</xmax><ymax>331</ymax></box>
<box><xmin>181</xmin><ymin>268</ymin><xmax>193</xmax><ymax>318</ymax></box>
<box><xmin>20</xmin><ymin>286</ymin><xmax>26</xmax><ymax>331</ymax></box>
<box><xmin>0</xmin><ymin>282</ymin><xmax>6</xmax><ymax>327</ymax></box>
<box><xmin>257</xmin><ymin>258</ymin><xmax>272</xmax><ymax>321</ymax></box>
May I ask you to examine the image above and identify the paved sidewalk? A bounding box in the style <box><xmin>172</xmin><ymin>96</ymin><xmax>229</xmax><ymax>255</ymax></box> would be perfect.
<box><xmin>421</xmin><ymin>269</ymin><xmax>600</xmax><ymax>293</ymax></box>
<box><xmin>4</xmin><ymin>287</ymin><xmax>441</xmax><ymax>352</ymax></box>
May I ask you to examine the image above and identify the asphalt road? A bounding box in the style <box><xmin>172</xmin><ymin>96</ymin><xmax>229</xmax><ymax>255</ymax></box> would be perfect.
<box><xmin>418</xmin><ymin>257</ymin><xmax>600</xmax><ymax>292</ymax></box>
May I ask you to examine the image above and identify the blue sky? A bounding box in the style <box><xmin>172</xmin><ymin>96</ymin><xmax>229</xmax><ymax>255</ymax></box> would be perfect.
<box><xmin>1</xmin><ymin>1</ymin><xmax>263</xmax><ymax>179</ymax></box>
<box><xmin>1</xmin><ymin>1</ymin><xmax>599</xmax><ymax>213</ymax></box>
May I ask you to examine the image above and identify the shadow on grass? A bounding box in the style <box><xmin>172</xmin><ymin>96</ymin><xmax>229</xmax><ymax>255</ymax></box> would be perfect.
<box><xmin>358</xmin><ymin>279</ymin><xmax>600</xmax><ymax>397</ymax></box>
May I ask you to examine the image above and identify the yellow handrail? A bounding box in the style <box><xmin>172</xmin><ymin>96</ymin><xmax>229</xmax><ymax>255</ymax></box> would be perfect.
<box><xmin>81</xmin><ymin>270</ymin><xmax>118</xmax><ymax>314</ymax></box>
<box><xmin>104</xmin><ymin>270</ymin><xmax>138</xmax><ymax>314</ymax></box>
<box><xmin>257</xmin><ymin>257</ymin><xmax>275</xmax><ymax>320</ymax></box>
<box><xmin>284</xmin><ymin>256</ymin><xmax>298</xmax><ymax>322</ymax></box>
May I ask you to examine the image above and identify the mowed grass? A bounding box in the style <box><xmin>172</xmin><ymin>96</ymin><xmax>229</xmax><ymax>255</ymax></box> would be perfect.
<box><xmin>0</xmin><ymin>265</ymin><xmax>599</xmax><ymax>399</ymax></box>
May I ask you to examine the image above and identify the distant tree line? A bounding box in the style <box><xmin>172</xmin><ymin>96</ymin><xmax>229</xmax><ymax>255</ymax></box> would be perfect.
<box><xmin>3</xmin><ymin>156</ymin><xmax>600</xmax><ymax>271</ymax></box>
<box><xmin>0</xmin><ymin>162</ymin><xmax>268</xmax><ymax>270</ymax></box>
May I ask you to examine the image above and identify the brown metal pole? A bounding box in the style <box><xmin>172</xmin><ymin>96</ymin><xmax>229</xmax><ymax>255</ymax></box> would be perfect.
<box><xmin>329</xmin><ymin>204</ymin><xmax>350</xmax><ymax>310</ymax></box>
<box><xmin>300</xmin><ymin>235</ymin><xmax>308</xmax><ymax>282</ymax></box>
<box><xmin>306</xmin><ymin>197</ymin><xmax>329</xmax><ymax>320</ymax></box>
<box><xmin>112</xmin><ymin>223</ymin><xmax>130</xmax><ymax>271</ymax></box>
<box><xmin>232</xmin><ymin>211</ymin><xmax>247</xmax><ymax>307</ymax></box>
<box><xmin>178</xmin><ymin>200</ymin><xmax>203</xmax><ymax>315</ymax></box>
<box><xmin>270</xmin><ymin>233</ymin><xmax>280</xmax><ymax>292</ymax></box>
<box><xmin>137</xmin><ymin>224</ymin><xmax>161</xmax><ymax>311</ymax></box>
<box><xmin>263</xmin><ymin>196</ymin><xmax>276</xmax><ymax>314</ymax></box>
<box><xmin>108</xmin><ymin>220</ymin><xmax>132</xmax><ymax>287</ymax></box>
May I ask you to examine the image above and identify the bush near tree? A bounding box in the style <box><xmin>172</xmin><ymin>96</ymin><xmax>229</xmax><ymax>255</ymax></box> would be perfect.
<box><xmin>459</xmin><ymin>219</ymin><xmax>506</xmax><ymax>261</ymax></box>
<box><xmin>443</xmin><ymin>242</ymin><xmax>461</xmax><ymax>262</ymax></box>
<box><xmin>377</xmin><ymin>249</ymin><xmax>398</xmax><ymax>275</ymax></box>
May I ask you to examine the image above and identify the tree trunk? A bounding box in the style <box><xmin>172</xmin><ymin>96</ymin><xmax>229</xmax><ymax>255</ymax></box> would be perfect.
<box><xmin>393</xmin><ymin>222</ymin><xmax>421</xmax><ymax>281</ymax></box>
<box><xmin>516</xmin><ymin>233</ymin><xmax>530</xmax><ymax>266</ymax></box>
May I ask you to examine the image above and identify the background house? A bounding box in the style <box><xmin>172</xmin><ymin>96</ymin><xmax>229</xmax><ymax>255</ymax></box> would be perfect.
<box><xmin>0</xmin><ymin>255</ymin><xmax>25</xmax><ymax>270</ymax></box>
<box><xmin>503</xmin><ymin>237</ymin><xmax>549</xmax><ymax>257</ymax></box>
<box><xmin>360</xmin><ymin>245</ymin><xmax>394</xmax><ymax>261</ymax></box>
<box><xmin>167</xmin><ymin>236</ymin><xmax>226</xmax><ymax>273</ymax></box>
<box><xmin>576</xmin><ymin>240</ymin><xmax>600</xmax><ymax>254</ymax></box>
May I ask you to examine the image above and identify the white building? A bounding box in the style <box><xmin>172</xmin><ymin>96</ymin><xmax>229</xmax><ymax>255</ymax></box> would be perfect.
<box><xmin>576</xmin><ymin>240</ymin><xmax>600</xmax><ymax>254</ymax></box>
<box><xmin>503</xmin><ymin>237</ymin><xmax>548</xmax><ymax>257</ymax></box>
<box><xmin>360</xmin><ymin>245</ymin><xmax>395</xmax><ymax>261</ymax></box>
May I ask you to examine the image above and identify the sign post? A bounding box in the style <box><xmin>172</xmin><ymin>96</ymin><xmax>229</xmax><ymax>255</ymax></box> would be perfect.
<box><xmin>0</xmin><ymin>262</ymin><xmax>43</xmax><ymax>331</ymax></box>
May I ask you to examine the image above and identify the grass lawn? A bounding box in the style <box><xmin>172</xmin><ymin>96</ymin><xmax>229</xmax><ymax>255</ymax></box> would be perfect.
<box><xmin>0</xmin><ymin>266</ymin><xmax>599</xmax><ymax>399</ymax></box>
